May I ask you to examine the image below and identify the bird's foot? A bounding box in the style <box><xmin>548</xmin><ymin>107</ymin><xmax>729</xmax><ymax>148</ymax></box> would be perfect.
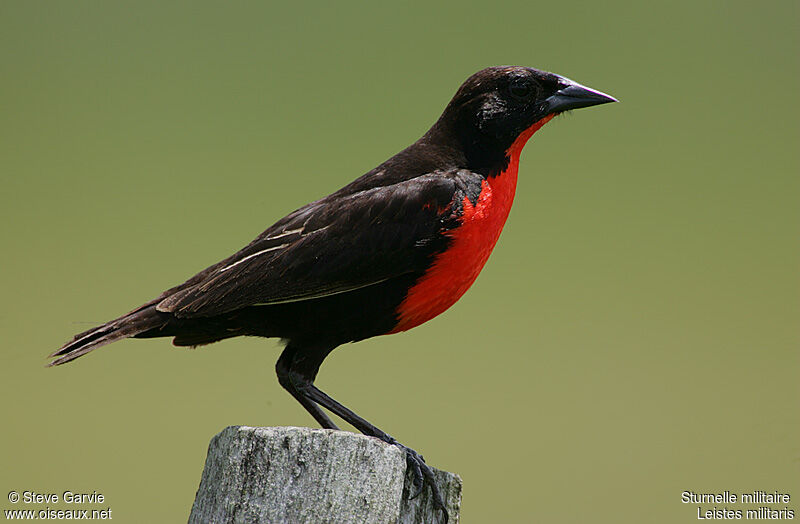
<box><xmin>386</xmin><ymin>438</ymin><xmax>448</xmax><ymax>523</ymax></box>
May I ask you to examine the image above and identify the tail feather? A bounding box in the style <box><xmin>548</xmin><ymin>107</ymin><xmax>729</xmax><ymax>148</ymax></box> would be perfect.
<box><xmin>48</xmin><ymin>306</ymin><xmax>168</xmax><ymax>366</ymax></box>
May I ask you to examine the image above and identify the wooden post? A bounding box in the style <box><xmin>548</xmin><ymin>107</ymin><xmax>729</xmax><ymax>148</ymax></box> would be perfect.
<box><xmin>188</xmin><ymin>426</ymin><xmax>462</xmax><ymax>523</ymax></box>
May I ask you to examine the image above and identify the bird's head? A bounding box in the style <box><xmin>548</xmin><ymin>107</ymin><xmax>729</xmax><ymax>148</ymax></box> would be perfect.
<box><xmin>431</xmin><ymin>66</ymin><xmax>617</xmax><ymax>172</ymax></box>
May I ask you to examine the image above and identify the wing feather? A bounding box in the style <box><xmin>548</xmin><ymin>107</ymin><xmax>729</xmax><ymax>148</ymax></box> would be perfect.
<box><xmin>156</xmin><ymin>170</ymin><xmax>482</xmax><ymax>318</ymax></box>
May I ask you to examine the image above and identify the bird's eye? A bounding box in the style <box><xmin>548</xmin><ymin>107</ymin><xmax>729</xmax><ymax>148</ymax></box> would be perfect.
<box><xmin>508</xmin><ymin>77</ymin><xmax>533</xmax><ymax>100</ymax></box>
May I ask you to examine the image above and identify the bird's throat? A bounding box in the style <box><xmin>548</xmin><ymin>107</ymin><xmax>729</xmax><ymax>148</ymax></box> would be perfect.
<box><xmin>507</xmin><ymin>114</ymin><xmax>554</xmax><ymax>167</ymax></box>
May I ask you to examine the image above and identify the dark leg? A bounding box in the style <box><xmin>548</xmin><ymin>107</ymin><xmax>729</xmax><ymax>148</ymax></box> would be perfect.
<box><xmin>277</xmin><ymin>342</ymin><xmax>448</xmax><ymax>523</ymax></box>
<box><xmin>276</xmin><ymin>344</ymin><xmax>339</xmax><ymax>430</ymax></box>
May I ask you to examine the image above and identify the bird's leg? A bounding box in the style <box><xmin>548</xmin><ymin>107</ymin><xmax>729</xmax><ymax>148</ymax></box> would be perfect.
<box><xmin>277</xmin><ymin>343</ymin><xmax>448</xmax><ymax>523</ymax></box>
<box><xmin>299</xmin><ymin>381</ymin><xmax>446</xmax><ymax>512</ymax></box>
<box><xmin>276</xmin><ymin>345</ymin><xmax>339</xmax><ymax>430</ymax></box>
<box><xmin>286</xmin><ymin>385</ymin><xmax>340</xmax><ymax>430</ymax></box>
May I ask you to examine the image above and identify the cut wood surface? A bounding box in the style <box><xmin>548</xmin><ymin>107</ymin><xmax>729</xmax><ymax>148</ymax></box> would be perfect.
<box><xmin>189</xmin><ymin>426</ymin><xmax>462</xmax><ymax>523</ymax></box>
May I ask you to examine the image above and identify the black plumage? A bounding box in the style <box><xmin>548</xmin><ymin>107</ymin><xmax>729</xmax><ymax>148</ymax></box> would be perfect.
<box><xmin>50</xmin><ymin>66</ymin><xmax>616</xmax><ymax>521</ymax></box>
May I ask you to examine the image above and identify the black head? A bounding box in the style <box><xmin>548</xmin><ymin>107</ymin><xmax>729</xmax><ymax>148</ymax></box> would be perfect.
<box><xmin>428</xmin><ymin>66</ymin><xmax>616</xmax><ymax>172</ymax></box>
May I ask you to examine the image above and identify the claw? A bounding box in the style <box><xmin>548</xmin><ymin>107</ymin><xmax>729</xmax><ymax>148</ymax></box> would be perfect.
<box><xmin>408</xmin><ymin>456</ymin><xmax>425</xmax><ymax>499</ymax></box>
<box><xmin>391</xmin><ymin>441</ymin><xmax>449</xmax><ymax>523</ymax></box>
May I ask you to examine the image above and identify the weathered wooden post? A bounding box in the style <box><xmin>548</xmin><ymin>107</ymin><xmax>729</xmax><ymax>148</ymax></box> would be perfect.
<box><xmin>189</xmin><ymin>426</ymin><xmax>462</xmax><ymax>523</ymax></box>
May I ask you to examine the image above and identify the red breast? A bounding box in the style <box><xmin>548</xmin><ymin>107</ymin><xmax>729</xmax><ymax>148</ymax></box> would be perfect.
<box><xmin>390</xmin><ymin>115</ymin><xmax>554</xmax><ymax>333</ymax></box>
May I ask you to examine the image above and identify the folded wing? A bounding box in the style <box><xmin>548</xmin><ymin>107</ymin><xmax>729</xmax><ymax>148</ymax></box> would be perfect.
<box><xmin>156</xmin><ymin>171</ymin><xmax>481</xmax><ymax>318</ymax></box>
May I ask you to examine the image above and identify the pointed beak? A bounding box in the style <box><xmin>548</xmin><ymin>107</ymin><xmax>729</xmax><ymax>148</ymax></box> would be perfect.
<box><xmin>544</xmin><ymin>76</ymin><xmax>618</xmax><ymax>114</ymax></box>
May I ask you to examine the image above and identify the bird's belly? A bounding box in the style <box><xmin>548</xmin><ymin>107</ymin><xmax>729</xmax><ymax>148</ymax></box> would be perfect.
<box><xmin>389</xmin><ymin>171</ymin><xmax>517</xmax><ymax>333</ymax></box>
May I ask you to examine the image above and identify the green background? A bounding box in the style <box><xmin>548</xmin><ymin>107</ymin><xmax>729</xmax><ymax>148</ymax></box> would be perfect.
<box><xmin>1</xmin><ymin>1</ymin><xmax>797</xmax><ymax>522</ymax></box>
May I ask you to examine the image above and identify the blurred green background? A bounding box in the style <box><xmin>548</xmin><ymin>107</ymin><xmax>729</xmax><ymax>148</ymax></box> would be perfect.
<box><xmin>1</xmin><ymin>1</ymin><xmax>797</xmax><ymax>522</ymax></box>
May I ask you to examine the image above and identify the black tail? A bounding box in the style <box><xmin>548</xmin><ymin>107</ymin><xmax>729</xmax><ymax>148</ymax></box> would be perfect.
<box><xmin>48</xmin><ymin>305</ymin><xmax>168</xmax><ymax>366</ymax></box>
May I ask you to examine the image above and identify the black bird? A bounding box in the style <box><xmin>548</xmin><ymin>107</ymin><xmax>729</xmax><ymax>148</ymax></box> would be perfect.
<box><xmin>50</xmin><ymin>66</ymin><xmax>616</xmax><ymax>520</ymax></box>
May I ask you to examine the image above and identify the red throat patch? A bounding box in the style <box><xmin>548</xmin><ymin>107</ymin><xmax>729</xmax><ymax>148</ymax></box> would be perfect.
<box><xmin>390</xmin><ymin>114</ymin><xmax>554</xmax><ymax>333</ymax></box>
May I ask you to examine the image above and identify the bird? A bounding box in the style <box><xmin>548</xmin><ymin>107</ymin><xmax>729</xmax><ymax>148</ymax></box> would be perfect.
<box><xmin>50</xmin><ymin>66</ymin><xmax>616</xmax><ymax>521</ymax></box>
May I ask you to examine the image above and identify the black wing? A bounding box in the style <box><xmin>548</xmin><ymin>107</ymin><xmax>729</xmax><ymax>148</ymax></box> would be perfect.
<box><xmin>156</xmin><ymin>170</ymin><xmax>483</xmax><ymax>318</ymax></box>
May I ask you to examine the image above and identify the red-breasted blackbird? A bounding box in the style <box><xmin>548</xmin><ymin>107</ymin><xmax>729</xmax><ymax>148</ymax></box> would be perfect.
<box><xmin>50</xmin><ymin>66</ymin><xmax>615</xmax><ymax>521</ymax></box>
